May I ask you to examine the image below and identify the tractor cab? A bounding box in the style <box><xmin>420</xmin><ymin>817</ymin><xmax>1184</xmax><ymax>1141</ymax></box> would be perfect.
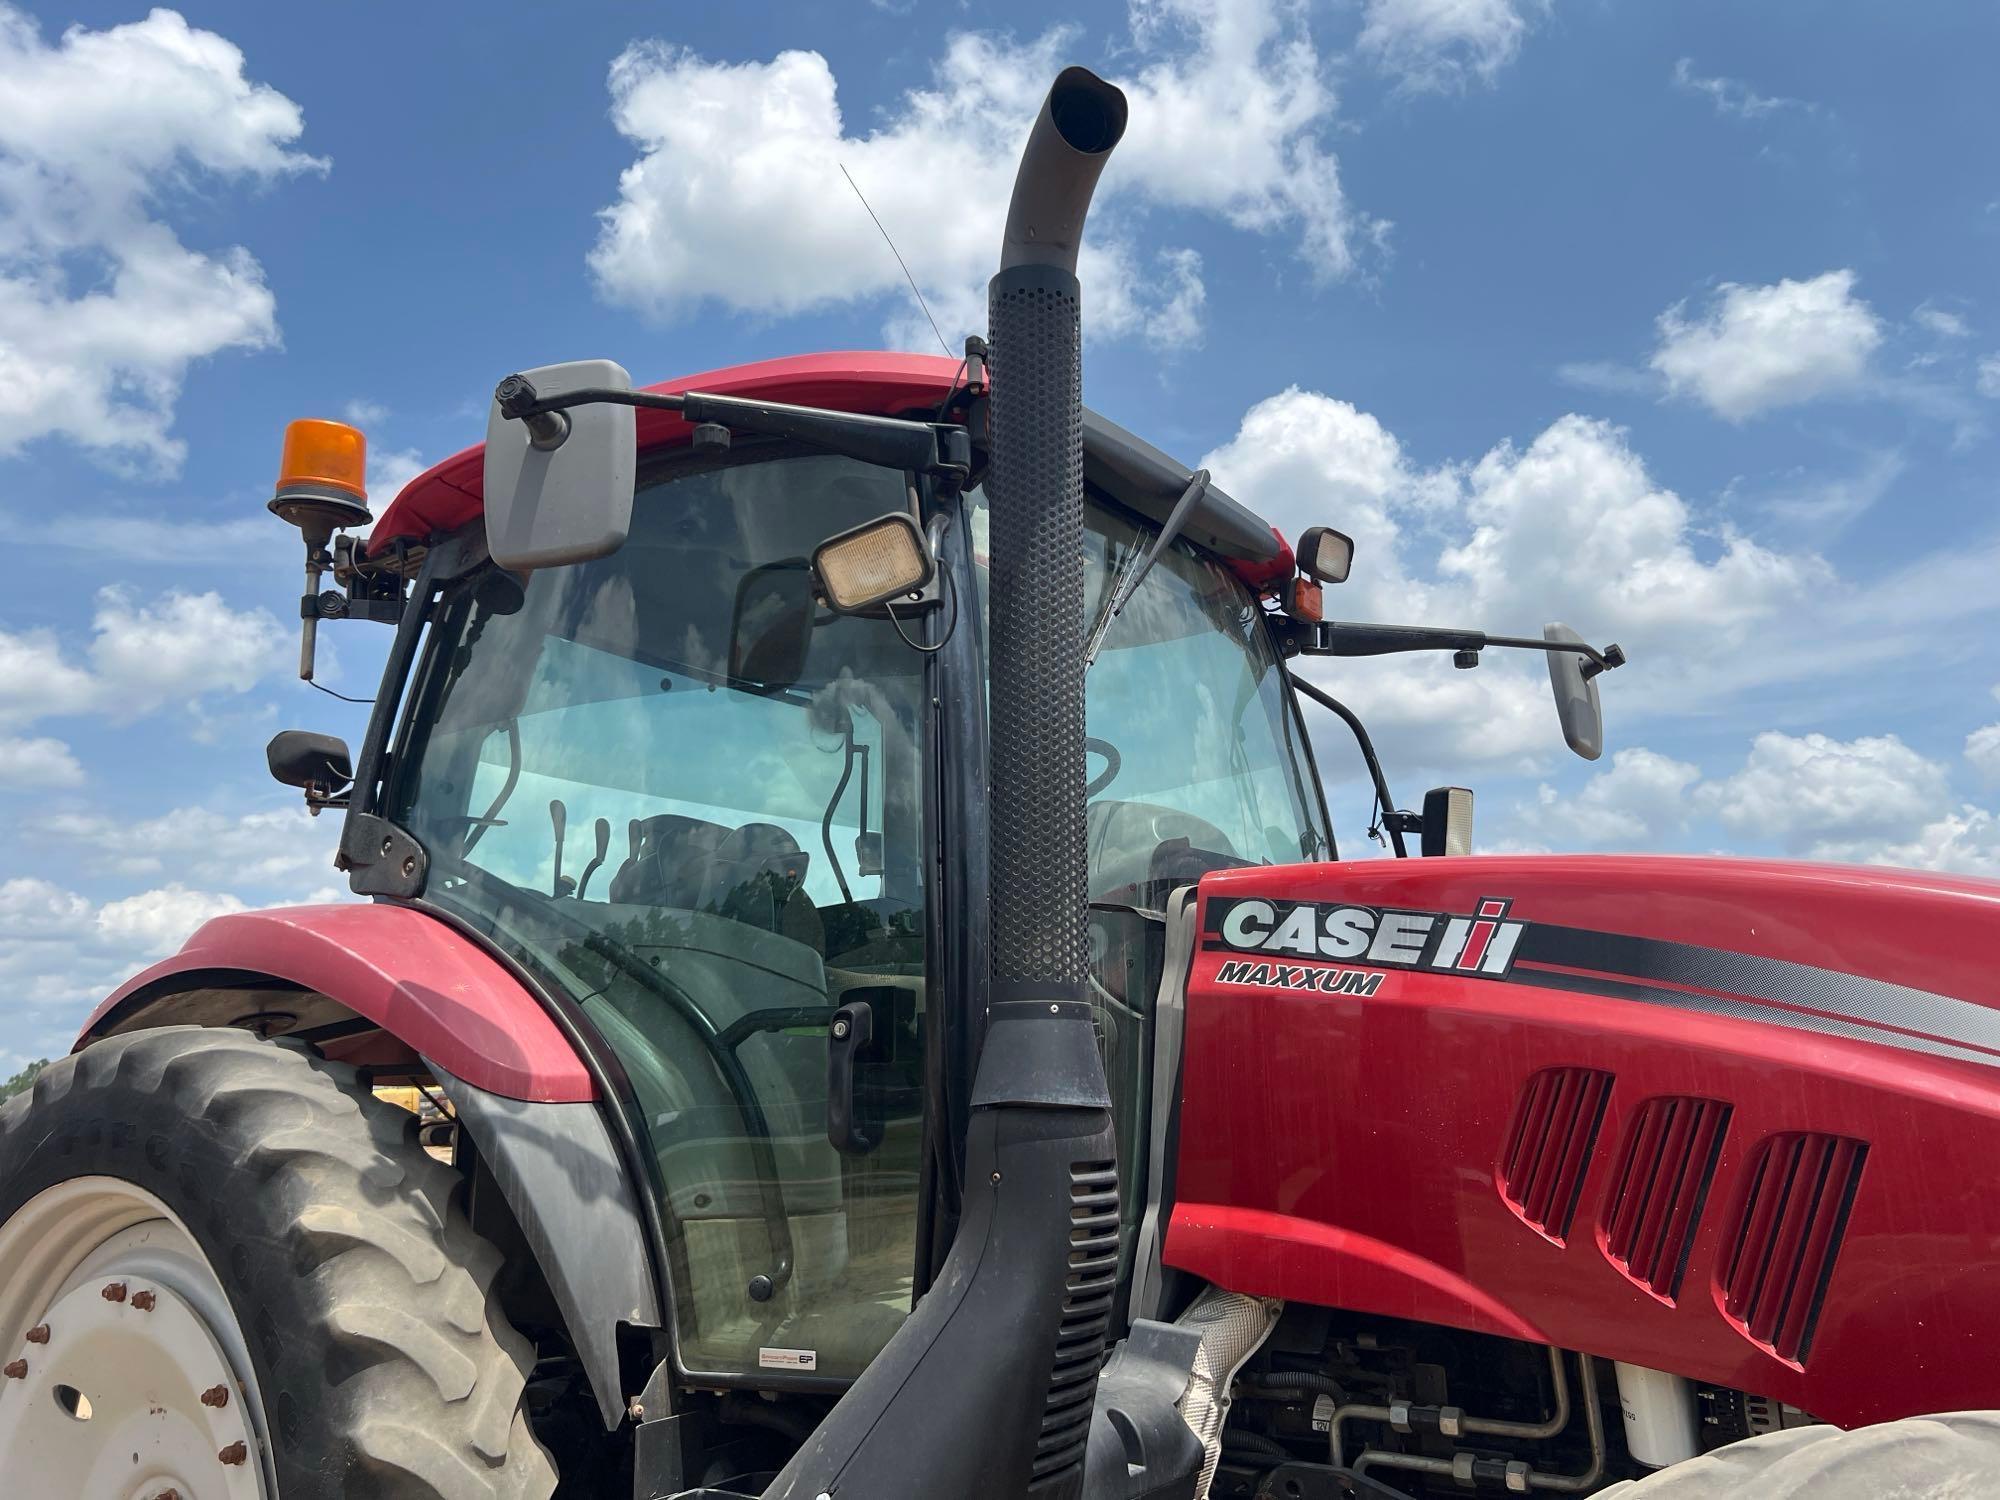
<box><xmin>333</xmin><ymin>359</ymin><xmax>1332</xmax><ymax>1391</ymax></box>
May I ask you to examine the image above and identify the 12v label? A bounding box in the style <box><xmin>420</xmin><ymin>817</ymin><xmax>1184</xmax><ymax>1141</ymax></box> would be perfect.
<box><xmin>1203</xmin><ymin>895</ymin><xmax>1527</xmax><ymax>978</ymax></box>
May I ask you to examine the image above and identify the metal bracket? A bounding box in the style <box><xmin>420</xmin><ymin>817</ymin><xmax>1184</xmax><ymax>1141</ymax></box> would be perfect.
<box><xmin>338</xmin><ymin>812</ymin><xmax>428</xmax><ymax>898</ymax></box>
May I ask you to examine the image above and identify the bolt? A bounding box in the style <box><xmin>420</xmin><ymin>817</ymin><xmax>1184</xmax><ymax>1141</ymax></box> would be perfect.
<box><xmin>201</xmin><ymin>1384</ymin><xmax>230</xmax><ymax>1408</ymax></box>
<box><xmin>1050</xmin><ymin>1003</ymin><xmax>1060</xmax><ymax>1013</ymax></box>
<box><xmin>627</xmin><ymin>1397</ymin><xmax>645</xmax><ymax>1422</ymax></box>
<box><xmin>218</xmin><ymin>1440</ymin><xmax>248</xmax><ymax>1466</ymax></box>
<box><xmin>25</xmin><ymin>1324</ymin><xmax>49</xmax><ymax>1344</ymax></box>
<box><xmin>380</xmin><ymin>836</ymin><xmax>394</xmax><ymax>856</ymax></box>
<box><xmin>990</xmin><ymin>1171</ymin><xmax>1002</xmax><ymax>1184</ymax></box>
<box><xmin>3</xmin><ymin>1358</ymin><xmax>24</xmax><ymax>1379</ymax></box>
<box><xmin>102</xmin><ymin>1282</ymin><xmax>128</xmax><ymax>1303</ymax></box>
<box><xmin>400</xmin><ymin>856</ymin><xmax>417</xmax><ymax>878</ymax></box>
<box><xmin>131</xmin><ymin>1289</ymin><xmax>157</xmax><ymax>1312</ymax></box>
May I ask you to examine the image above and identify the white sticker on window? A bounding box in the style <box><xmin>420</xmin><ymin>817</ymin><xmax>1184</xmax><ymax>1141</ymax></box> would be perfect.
<box><xmin>759</xmin><ymin>1346</ymin><xmax>818</xmax><ymax>1371</ymax></box>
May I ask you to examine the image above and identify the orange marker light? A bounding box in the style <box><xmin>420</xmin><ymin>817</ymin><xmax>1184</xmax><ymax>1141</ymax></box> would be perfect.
<box><xmin>276</xmin><ymin>418</ymin><xmax>368</xmax><ymax>502</ymax></box>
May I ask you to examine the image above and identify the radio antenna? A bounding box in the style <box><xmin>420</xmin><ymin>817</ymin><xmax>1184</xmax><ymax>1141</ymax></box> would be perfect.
<box><xmin>840</xmin><ymin>161</ymin><xmax>952</xmax><ymax>357</ymax></box>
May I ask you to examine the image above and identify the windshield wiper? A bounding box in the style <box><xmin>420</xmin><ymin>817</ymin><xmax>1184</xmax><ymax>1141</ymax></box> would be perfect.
<box><xmin>1083</xmin><ymin>468</ymin><xmax>1210</xmax><ymax>667</ymax></box>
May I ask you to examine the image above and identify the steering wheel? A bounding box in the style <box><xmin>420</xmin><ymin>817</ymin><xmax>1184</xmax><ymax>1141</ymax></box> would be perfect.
<box><xmin>1085</xmin><ymin>735</ymin><xmax>1122</xmax><ymax>799</ymax></box>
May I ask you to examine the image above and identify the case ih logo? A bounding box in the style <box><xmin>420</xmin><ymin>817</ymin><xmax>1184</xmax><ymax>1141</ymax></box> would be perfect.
<box><xmin>1205</xmin><ymin>895</ymin><xmax>1527</xmax><ymax>979</ymax></box>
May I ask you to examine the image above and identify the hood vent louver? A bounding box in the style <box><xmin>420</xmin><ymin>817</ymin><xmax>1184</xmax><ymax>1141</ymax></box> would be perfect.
<box><xmin>1722</xmin><ymin>1132</ymin><xmax>1868</xmax><ymax>1366</ymax></box>
<box><xmin>1602</xmin><ymin>1096</ymin><xmax>1732</xmax><ymax>1301</ymax></box>
<box><xmin>1499</xmin><ymin>1067</ymin><xmax>1614</xmax><ymax>1245</ymax></box>
<box><xmin>1028</xmin><ymin>1158</ymin><xmax>1120</xmax><ymax>1491</ymax></box>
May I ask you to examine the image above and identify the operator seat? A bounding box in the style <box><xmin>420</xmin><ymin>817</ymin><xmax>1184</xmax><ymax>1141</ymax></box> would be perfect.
<box><xmin>699</xmin><ymin>822</ymin><xmax>823</xmax><ymax>952</ymax></box>
<box><xmin>607</xmin><ymin>813</ymin><xmax>728</xmax><ymax>907</ymax></box>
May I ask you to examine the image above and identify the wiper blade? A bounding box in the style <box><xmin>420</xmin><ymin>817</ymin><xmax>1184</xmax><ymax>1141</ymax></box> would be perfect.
<box><xmin>1084</xmin><ymin>468</ymin><xmax>1210</xmax><ymax>668</ymax></box>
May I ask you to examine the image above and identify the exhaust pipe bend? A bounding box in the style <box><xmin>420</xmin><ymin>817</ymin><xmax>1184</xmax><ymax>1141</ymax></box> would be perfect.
<box><xmin>1000</xmin><ymin>66</ymin><xmax>1129</xmax><ymax>274</ymax></box>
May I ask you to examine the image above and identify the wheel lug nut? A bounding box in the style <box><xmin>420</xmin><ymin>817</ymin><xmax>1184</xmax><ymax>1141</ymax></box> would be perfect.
<box><xmin>25</xmin><ymin>1324</ymin><xmax>49</xmax><ymax>1344</ymax></box>
<box><xmin>131</xmin><ymin>1289</ymin><xmax>157</xmax><ymax>1311</ymax></box>
<box><xmin>3</xmin><ymin>1358</ymin><xmax>25</xmax><ymax>1379</ymax></box>
<box><xmin>219</xmin><ymin>1439</ymin><xmax>249</xmax><ymax>1465</ymax></box>
<box><xmin>102</xmin><ymin>1281</ymin><xmax>128</xmax><ymax>1303</ymax></box>
<box><xmin>202</xmin><ymin>1383</ymin><xmax>231</xmax><ymax>1408</ymax></box>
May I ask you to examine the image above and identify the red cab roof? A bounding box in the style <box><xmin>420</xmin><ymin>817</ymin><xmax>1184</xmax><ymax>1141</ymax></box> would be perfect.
<box><xmin>369</xmin><ymin>351</ymin><xmax>961</xmax><ymax>553</ymax></box>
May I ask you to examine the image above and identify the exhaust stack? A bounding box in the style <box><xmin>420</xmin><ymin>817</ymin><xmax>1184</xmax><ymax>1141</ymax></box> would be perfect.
<box><xmin>766</xmin><ymin>69</ymin><xmax>1126</xmax><ymax>1500</ymax></box>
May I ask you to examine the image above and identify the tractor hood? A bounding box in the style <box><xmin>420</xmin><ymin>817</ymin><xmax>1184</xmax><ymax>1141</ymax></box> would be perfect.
<box><xmin>1166</xmin><ymin>852</ymin><xmax>2000</xmax><ymax>1432</ymax></box>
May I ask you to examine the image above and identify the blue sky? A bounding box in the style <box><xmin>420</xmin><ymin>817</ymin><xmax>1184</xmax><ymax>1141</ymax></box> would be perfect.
<box><xmin>2</xmin><ymin>0</ymin><xmax>1998</xmax><ymax>1069</ymax></box>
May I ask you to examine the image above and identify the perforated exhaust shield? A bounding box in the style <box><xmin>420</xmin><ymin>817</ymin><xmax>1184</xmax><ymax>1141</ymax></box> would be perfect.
<box><xmin>986</xmin><ymin>261</ymin><xmax>1090</xmax><ymax>1000</ymax></box>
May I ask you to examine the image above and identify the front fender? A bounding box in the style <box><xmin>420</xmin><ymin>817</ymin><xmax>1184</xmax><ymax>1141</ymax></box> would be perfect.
<box><xmin>80</xmin><ymin>902</ymin><xmax>594</xmax><ymax>1102</ymax></box>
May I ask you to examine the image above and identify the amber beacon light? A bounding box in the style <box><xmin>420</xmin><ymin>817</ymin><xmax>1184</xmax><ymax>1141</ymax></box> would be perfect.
<box><xmin>269</xmin><ymin>418</ymin><xmax>375</xmax><ymax>682</ymax></box>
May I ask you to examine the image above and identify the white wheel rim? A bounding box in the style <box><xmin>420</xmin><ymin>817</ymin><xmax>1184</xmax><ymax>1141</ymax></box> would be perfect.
<box><xmin>0</xmin><ymin>1177</ymin><xmax>274</xmax><ymax>1499</ymax></box>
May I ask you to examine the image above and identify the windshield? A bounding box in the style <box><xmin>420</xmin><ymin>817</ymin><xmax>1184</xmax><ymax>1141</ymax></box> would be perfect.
<box><xmin>392</xmin><ymin>448</ymin><xmax>930</xmax><ymax>1383</ymax></box>
<box><xmin>969</xmin><ymin>488</ymin><xmax>1329</xmax><ymax>904</ymax></box>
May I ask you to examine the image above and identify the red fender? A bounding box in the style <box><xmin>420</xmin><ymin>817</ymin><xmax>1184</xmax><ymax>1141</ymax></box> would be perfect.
<box><xmin>78</xmin><ymin>904</ymin><xmax>595</xmax><ymax>1103</ymax></box>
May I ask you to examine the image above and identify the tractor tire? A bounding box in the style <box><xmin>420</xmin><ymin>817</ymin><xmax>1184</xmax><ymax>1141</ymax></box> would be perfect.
<box><xmin>1597</xmin><ymin>1411</ymin><xmax>2000</xmax><ymax>1496</ymax></box>
<box><xmin>0</xmin><ymin>1024</ymin><xmax>558</xmax><ymax>1500</ymax></box>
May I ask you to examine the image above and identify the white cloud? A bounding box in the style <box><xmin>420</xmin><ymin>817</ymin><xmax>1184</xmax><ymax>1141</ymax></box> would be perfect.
<box><xmin>343</xmin><ymin>398</ymin><xmax>389</xmax><ymax>426</ymax></box>
<box><xmin>34</xmin><ymin>802</ymin><xmax>339</xmax><ymax>888</ymax></box>
<box><xmin>0</xmin><ymin>871</ymin><xmax>257</xmax><ymax>1053</ymax></box>
<box><xmin>368</xmin><ymin>446</ymin><xmax>427</xmax><ymax>505</ymax></box>
<box><xmin>93</xmin><ymin>882</ymin><xmax>246</xmax><ymax>950</ymax></box>
<box><xmin>1534</xmin><ymin>747</ymin><xmax>1701</xmax><ymax>847</ymax></box>
<box><xmin>1912</xmin><ymin>303</ymin><xmax>1971</xmax><ymax>340</ymax></box>
<box><xmin>1699</xmin><ymin>731</ymin><xmax>1948</xmax><ymax>851</ymax></box>
<box><xmin>1978</xmin><ymin>355</ymin><xmax>2000</xmax><ymax>400</ymax></box>
<box><xmin>1650</xmin><ymin>270</ymin><xmax>1882</xmax><ymax>421</ymax></box>
<box><xmin>0</xmin><ymin>5</ymin><xmax>323</xmax><ymax>471</ymax></box>
<box><xmin>1670</xmin><ymin>58</ymin><xmax>1815</xmax><ymax>120</ymax></box>
<box><xmin>1757</xmin><ymin>449</ymin><xmax>1903</xmax><ymax>532</ymax></box>
<box><xmin>1201</xmin><ymin>391</ymin><xmax>1824</xmax><ymax>773</ymax></box>
<box><xmin>0</xmin><ymin>734</ymin><xmax>82</xmax><ymax>787</ymax></box>
<box><xmin>0</xmin><ymin>587</ymin><xmax>285</xmax><ymax>730</ymax></box>
<box><xmin>589</xmin><ymin>1</ymin><xmax>1380</xmax><ymax>348</ymax></box>
<box><xmin>1968</xmin><ymin>720</ymin><xmax>2000</xmax><ymax>783</ymax></box>
<box><xmin>1358</xmin><ymin>0</ymin><xmax>1540</xmax><ymax>91</ymax></box>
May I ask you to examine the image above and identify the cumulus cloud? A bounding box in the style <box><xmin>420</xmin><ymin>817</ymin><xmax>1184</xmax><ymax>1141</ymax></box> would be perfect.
<box><xmin>35</xmin><ymin>802</ymin><xmax>339</xmax><ymax>887</ymax></box>
<box><xmin>588</xmin><ymin>0</ymin><xmax>1380</xmax><ymax>348</ymax></box>
<box><xmin>1357</xmin><ymin>0</ymin><xmax>1541</xmax><ymax>91</ymax></box>
<box><xmin>0</xmin><ymin>587</ymin><xmax>286</xmax><ymax>730</ymax></box>
<box><xmin>0</xmin><ymin>734</ymin><xmax>83</xmax><ymax>788</ymax></box>
<box><xmin>0</xmin><ymin>871</ymin><xmax>257</xmax><ymax>1052</ymax></box>
<box><xmin>1202</xmin><ymin>389</ymin><xmax>1825</xmax><ymax>772</ymax></box>
<box><xmin>0</xmin><ymin>5</ymin><xmax>323</xmax><ymax>471</ymax></box>
<box><xmin>1529</xmin><ymin>730</ymin><xmax>2000</xmax><ymax>876</ymax></box>
<box><xmin>1978</xmin><ymin>355</ymin><xmax>2000</xmax><ymax>400</ymax></box>
<box><xmin>1969</xmin><ymin>699</ymin><xmax>2000</xmax><ymax>782</ymax></box>
<box><xmin>1700</xmin><ymin>731</ymin><xmax>1949</xmax><ymax>851</ymax></box>
<box><xmin>1533</xmin><ymin>747</ymin><xmax>1701</xmax><ymax>847</ymax></box>
<box><xmin>93</xmin><ymin>881</ymin><xmax>247</xmax><ymax>949</ymax></box>
<box><xmin>1650</xmin><ymin>270</ymin><xmax>1883</xmax><ymax>421</ymax></box>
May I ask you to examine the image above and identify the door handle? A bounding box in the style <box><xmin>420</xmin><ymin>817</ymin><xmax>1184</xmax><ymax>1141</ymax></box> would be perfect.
<box><xmin>826</xmin><ymin>1000</ymin><xmax>876</xmax><ymax>1156</ymax></box>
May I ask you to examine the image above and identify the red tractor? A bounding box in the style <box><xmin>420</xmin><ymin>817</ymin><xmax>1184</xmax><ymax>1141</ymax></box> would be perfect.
<box><xmin>4</xmin><ymin>67</ymin><xmax>1996</xmax><ymax>1500</ymax></box>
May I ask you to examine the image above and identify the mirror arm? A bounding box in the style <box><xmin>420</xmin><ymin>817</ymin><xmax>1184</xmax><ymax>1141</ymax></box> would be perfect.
<box><xmin>1301</xmin><ymin>620</ymin><xmax>1626</xmax><ymax>676</ymax></box>
<box><xmin>1288</xmin><ymin>671</ymin><xmax>1410</xmax><ymax>859</ymax></box>
<box><xmin>494</xmin><ymin>376</ymin><xmax>974</xmax><ymax>484</ymax></box>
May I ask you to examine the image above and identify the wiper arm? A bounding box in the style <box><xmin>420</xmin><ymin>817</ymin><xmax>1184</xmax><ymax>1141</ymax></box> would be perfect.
<box><xmin>1084</xmin><ymin>468</ymin><xmax>1210</xmax><ymax>667</ymax></box>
